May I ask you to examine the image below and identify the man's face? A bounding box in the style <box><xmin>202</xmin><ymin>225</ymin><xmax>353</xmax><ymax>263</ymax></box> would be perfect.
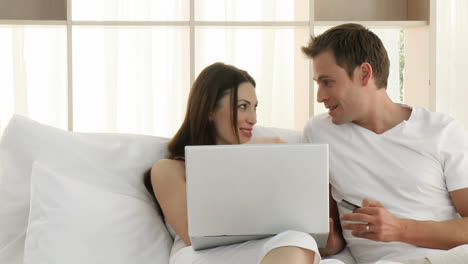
<box><xmin>312</xmin><ymin>51</ymin><xmax>365</xmax><ymax>125</ymax></box>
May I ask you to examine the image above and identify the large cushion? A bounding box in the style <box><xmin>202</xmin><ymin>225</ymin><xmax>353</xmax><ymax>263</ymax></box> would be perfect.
<box><xmin>0</xmin><ymin>115</ymin><xmax>303</xmax><ymax>263</ymax></box>
<box><xmin>252</xmin><ymin>125</ymin><xmax>302</xmax><ymax>143</ymax></box>
<box><xmin>0</xmin><ymin>115</ymin><xmax>171</xmax><ymax>263</ymax></box>
<box><xmin>24</xmin><ymin>162</ymin><xmax>171</xmax><ymax>264</ymax></box>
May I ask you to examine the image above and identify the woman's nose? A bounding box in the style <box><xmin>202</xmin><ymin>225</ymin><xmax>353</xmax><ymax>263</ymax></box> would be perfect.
<box><xmin>247</xmin><ymin>111</ymin><xmax>257</xmax><ymax>125</ymax></box>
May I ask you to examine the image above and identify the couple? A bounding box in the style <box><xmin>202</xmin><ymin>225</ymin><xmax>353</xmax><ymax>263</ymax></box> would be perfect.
<box><xmin>145</xmin><ymin>23</ymin><xmax>468</xmax><ymax>264</ymax></box>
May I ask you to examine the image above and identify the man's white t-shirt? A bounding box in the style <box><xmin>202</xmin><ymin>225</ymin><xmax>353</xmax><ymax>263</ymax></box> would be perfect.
<box><xmin>303</xmin><ymin>106</ymin><xmax>468</xmax><ymax>264</ymax></box>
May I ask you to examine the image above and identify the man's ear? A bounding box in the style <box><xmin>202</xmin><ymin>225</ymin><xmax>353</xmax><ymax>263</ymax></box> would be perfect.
<box><xmin>360</xmin><ymin>63</ymin><xmax>373</xmax><ymax>86</ymax></box>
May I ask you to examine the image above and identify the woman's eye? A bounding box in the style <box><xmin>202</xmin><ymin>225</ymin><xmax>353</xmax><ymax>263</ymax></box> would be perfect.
<box><xmin>239</xmin><ymin>104</ymin><xmax>247</xmax><ymax>109</ymax></box>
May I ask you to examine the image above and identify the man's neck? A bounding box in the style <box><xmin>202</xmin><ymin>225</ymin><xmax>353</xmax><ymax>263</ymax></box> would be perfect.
<box><xmin>353</xmin><ymin>89</ymin><xmax>412</xmax><ymax>134</ymax></box>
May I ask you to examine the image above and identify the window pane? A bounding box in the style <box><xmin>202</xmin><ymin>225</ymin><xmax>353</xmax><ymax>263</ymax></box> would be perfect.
<box><xmin>72</xmin><ymin>0</ymin><xmax>189</xmax><ymax>21</ymax></box>
<box><xmin>73</xmin><ymin>27</ymin><xmax>189</xmax><ymax>137</ymax></box>
<box><xmin>0</xmin><ymin>26</ymin><xmax>67</xmax><ymax>134</ymax></box>
<box><xmin>196</xmin><ymin>27</ymin><xmax>309</xmax><ymax>130</ymax></box>
<box><xmin>196</xmin><ymin>0</ymin><xmax>309</xmax><ymax>21</ymax></box>
<box><xmin>313</xmin><ymin>26</ymin><xmax>404</xmax><ymax>115</ymax></box>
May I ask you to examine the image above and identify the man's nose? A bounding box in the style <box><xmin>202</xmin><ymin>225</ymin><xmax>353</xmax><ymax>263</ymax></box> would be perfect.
<box><xmin>316</xmin><ymin>86</ymin><xmax>329</xmax><ymax>103</ymax></box>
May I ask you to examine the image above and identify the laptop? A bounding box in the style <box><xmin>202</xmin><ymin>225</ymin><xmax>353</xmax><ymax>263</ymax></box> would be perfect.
<box><xmin>185</xmin><ymin>144</ymin><xmax>329</xmax><ymax>250</ymax></box>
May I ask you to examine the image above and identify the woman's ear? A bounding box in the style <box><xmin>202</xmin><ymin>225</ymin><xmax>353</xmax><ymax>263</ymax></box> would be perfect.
<box><xmin>360</xmin><ymin>63</ymin><xmax>373</xmax><ymax>86</ymax></box>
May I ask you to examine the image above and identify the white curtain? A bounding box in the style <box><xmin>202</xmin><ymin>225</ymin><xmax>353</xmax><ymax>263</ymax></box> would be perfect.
<box><xmin>435</xmin><ymin>0</ymin><xmax>468</xmax><ymax>129</ymax></box>
<box><xmin>72</xmin><ymin>0</ymin><xmax>190</xmax><ymax>136</ymax></box>
<box><xmin>1</xmin><ymin>0</ymin><xmax>310</xmax><ymax>136</ymax></box>
<box><xmin>0</xmin><ymin>26</ymin><xmax>67</xmax><ymax>135</ymax></box>
<box><xmin>72</xmin><ymin>0</ymin><xmax>309</xmax><ymax>136</ymax></box>
<box><xmin>195</xmin><ymin>0</ymin><xmax>308</xmax><ymax>21</ymax></box>
<box><xmin>72</xmin><ymin>0</ymin><xmax>189</xmax><ymax>21</ymax></box>
<box><xmin>6</xmin><ymin>1</ymin><xmax>462</xmax><ymax>136</ymax></box>
<box><xmin>72</xmin><ymin>26</ymin><xmax>190</xmax><ymax>136</ymax></box>
<box><xmin>195</xmin><ymin>0</ymin><xmax>310</xmax><ymax>130</ymax></box>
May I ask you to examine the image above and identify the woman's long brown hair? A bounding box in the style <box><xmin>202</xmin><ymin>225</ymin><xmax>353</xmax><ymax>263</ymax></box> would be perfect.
<box><xmin>144</xmin><ymin>62</ymin><xmax>255</xmax><ymax>204</ymax></box>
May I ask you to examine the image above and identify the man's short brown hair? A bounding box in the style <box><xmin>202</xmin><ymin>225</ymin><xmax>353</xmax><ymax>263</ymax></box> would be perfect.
<box><xmin>302</xmin><ymin>23</ymin><xmax>390</xmax><ymax>89</ymax></box>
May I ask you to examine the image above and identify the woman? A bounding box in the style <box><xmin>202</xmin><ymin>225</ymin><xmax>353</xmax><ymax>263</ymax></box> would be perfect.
<box><xmin>145</xmin><ymin>62</ymin><xmax>329</xmax><ymax>264</ymax></box>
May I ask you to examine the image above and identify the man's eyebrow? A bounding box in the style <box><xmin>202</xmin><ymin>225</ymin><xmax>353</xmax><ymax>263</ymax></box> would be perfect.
<box><xmin>314</xmin><ymin>75</ymin><xmax>333</xmax><ymax>82</ymax></box>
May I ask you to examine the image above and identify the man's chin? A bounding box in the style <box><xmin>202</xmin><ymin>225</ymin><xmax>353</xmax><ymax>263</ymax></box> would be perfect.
<box><xmin>330</xmin><ymin>117</ymin><xmax>345</xmax><ymax>125</ymax></box>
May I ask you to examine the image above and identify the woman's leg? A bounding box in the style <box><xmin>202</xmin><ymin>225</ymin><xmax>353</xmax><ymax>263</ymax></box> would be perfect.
<box><xmin>260</xmin><ymin>246</ymin><xmax>316</xmax><ymax>264</ymax></box>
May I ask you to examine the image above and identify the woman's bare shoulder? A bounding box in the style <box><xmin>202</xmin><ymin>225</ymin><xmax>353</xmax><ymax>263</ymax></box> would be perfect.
<box><xmin>151</xmin><ymin>158</ymin><xmax>185</xmax><ymax>183</ymax></box>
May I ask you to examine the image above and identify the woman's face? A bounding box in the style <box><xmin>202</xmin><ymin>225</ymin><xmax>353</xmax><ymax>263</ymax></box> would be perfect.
<box><xmin>211</xmin><ymin>82</ymin><xmax>257</xmax><ymax>144</ymax></box>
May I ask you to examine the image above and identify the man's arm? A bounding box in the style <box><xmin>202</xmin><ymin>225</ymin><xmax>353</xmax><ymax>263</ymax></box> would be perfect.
<box><xmin>399</xmin><ymin>188</ymin><xmax>468</xmax><ymax>249</ymax></box>
<box><xmin>340</xmin><ymin>188</ymin><xmax>468</xmax><ymax>250</ymax></box>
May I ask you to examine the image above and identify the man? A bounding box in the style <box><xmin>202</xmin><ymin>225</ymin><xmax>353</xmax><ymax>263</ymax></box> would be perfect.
<box><xmin>302</xmin><ymin>23</ymin><xmax>468</xmax><ymax>264</ymax></box>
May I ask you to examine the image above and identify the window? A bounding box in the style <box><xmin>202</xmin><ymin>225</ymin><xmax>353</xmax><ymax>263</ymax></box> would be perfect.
<box><xmin>0</xmin><ymin>0</ymin><xmax>420</xmax><ymax>136</ymax></box>
<box><xmin>0</xmin><ymin>26</ymin><xmax>67</xmax><ymax>131</ymax></box>
<box><xmin>72</xmin><ymin>26</ymin><xmax>190</xmax><ymax>135</ymax></box>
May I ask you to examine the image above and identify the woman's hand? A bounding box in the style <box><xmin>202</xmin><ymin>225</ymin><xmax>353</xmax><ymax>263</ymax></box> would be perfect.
<box><xmin>319</xmin><ymin>217</ymin><xmax>345</xmax><ymax>256</ymax></box>
<box><xmin>246</xmin><ymin>137</ymin><xmax>287</xmax><ymax>144</ymax></box>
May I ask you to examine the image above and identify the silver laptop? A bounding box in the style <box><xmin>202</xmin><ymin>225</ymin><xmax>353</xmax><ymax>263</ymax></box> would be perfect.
<box><xmin>185</xmin><ymin>144</ymin><xmax>329</xmax><ymax>250</ymax></box>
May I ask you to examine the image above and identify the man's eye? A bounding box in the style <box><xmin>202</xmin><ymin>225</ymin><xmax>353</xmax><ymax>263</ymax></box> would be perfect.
<box><xmin>322</xmin><ymin>80</ymin><xmax>335</xmax><ymax>88</ymax></box>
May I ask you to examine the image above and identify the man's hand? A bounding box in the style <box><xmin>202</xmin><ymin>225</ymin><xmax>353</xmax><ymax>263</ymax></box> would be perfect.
<box><xmin>340</xmin><ymin>198</ymin><xmax>404</xmax><ymax>242</ymax></box>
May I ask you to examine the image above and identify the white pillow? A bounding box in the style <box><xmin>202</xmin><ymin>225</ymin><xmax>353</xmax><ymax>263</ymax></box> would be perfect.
<box><xmin>24</xmin><ymin>162</ymin><xmax>172</xmax><ymax>264</ymax></box>
<box><xmin>0</xmin><ymin>115</ymin><xmax>171</xmax><ymax>263</ymax></box>
<box><xmin>252</xmin><ymin>125</ymin><xmax>303</xmax><ymax>144</ymax></box>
